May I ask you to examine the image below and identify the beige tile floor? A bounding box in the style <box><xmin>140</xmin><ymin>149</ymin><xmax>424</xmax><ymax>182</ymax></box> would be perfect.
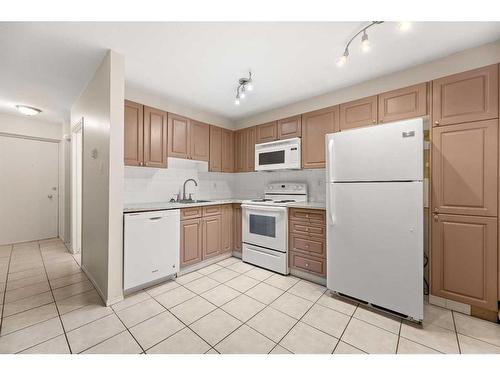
<box><xmin>1</xmin><ymin>238</ymin><xmax>500</xmax><ymax>354</ymax></box>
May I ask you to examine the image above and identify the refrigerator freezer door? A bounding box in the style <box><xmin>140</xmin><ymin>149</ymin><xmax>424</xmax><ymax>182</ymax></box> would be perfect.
<box><xmin>328</xmin><ymin>118</ymin><xmax>423</xmax><ymax>182</ymax></box>
<box><xmin>327</xmin><ymin>181</ymin><xmax>423</xmax><ymax>320</ymax></box>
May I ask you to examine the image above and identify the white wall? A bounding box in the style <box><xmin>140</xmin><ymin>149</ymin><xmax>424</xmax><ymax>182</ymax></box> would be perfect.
<box><xmin>0</xmin><ymin>112</ymin><xmax>62</xmax><ymax>139</ymax></box>
<box><xmin>71</xmin><ymin>50</ymin><xmax>125</xmax><ymax>305</ymax></box>
<box><xmin>236</xmin><ymin>40</ymin><xmax>500</xmax><ymax>128</ymax></box>
<box><xmin>126</xmin><ymin>84</ymin><xmax>234</xmax><ymax>129</ymax></box>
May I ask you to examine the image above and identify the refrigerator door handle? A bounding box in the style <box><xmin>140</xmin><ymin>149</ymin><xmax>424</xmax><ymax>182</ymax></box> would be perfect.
<box><xmin>327</xmin><ymin>137</ymin><xmax>334</xmax><ymax>182</ymax></box>
<box><xmin>328</xmin><ymin>187</ymin><xmax>335</xmax><ymax>225</ymax></box>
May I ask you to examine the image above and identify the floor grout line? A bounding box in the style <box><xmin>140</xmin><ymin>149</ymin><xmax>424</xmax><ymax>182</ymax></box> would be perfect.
<box><xmin>451</xmin><ymin>311</ymin><xmax>461</xmax><ymax>354</ymax></box>
<box><xmin>37</xmin><ymin>240</ymin><xmax>74</xmax><ymax>354</ymax></box>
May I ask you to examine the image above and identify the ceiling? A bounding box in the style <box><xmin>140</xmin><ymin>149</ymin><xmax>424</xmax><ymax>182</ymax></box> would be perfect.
<box><xmin>1</xmin><ymin>22</ymin><xmax>500</xmax><ymax>124</ymax></box>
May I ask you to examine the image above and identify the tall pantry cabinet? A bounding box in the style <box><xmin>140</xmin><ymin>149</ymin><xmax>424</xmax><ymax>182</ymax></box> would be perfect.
<box><xmin>430</xmin><ymin>64</ymin><xmax>499</xmax><ymax>312</ymax></box>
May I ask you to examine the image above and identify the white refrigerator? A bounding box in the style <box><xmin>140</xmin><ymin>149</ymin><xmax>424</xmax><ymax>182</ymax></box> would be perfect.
<box><xmin>326</xmin><ymin>118</ymin><xmax>424</xmax><ymax>321</ymax></box>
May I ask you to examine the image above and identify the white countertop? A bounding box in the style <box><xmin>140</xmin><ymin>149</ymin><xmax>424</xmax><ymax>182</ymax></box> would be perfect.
<box><xmin>124</xmin><ymin>198</ymin><xmax>325</xmax><ymax>213</ymax></box>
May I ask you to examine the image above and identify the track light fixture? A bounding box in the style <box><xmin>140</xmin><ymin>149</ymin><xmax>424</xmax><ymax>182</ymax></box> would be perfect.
<box><xmin>337</xmin><ymin>22</ymin><xmax>411</xmax><ymax>67</ymax></box>
<box><xmin>234</xmin><ymin>71</ymin><xmax>253</xmax><ymax>105</ymax></box>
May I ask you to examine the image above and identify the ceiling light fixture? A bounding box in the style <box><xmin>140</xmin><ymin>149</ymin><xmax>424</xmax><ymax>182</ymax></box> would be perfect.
<box><xmin>336</xmin><ymin>21</ymin><xmax>384</xmax><ymax>67</ymax></box>
<box><xmin>360</xmin><ymin>30</ymin><xmax>371</xmax><ymax>52</ymax></box>
<box><xmin>16</xmin><ymin>105</ymin><xmax>42</xmax><ymax>116</ymax></box>
<box><xmin>397</xmin><ymin>22</ymin><xmax>411</xmax><ymax>31</ymax></box>
<box><xmin>234</xmin><ymin>71</ymin><xmax>253</xmax><ymax>105</ymax></box>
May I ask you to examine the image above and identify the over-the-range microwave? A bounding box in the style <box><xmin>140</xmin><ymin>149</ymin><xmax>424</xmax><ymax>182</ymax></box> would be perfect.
<box><xmin>254</xmin><ymin>137</ymin><xmax>301</xmax><ymax>171</ymax></box>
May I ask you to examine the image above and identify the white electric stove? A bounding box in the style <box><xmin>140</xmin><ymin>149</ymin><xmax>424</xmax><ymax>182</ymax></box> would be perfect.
<box><xmin>241</xmin><ymin>183</ymin><xmax>308</xmax><ymax>274</ymax></box>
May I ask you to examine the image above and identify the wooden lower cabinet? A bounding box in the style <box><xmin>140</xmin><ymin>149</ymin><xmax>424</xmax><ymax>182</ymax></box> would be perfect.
<box><xmin>233</xmin><ymin>204</ymin><xmax>242</xmax><ymax>251</ymax></box>
<box><xmin>202</xmin><ymin>215</ymin><xmax>222</xmax><ymax>259</ymax></box>
<box><xmin>288</xmin><ymin>208</ymin><xmax>326</xmax><ymax>277</ymax></box>
<box><xmin>180</xmin><ymin>204</ymin><xmax>238</xmax><ymax>268</ymax></box>
<box><xmin>221</xmin><ymin>204</ymin><xmax>233</xmax><ymax>252</ymax></box>
<box><xmin>431</xmin><ymin>214</ymin><xmax>498</xmax><ymax>311</ymax></box>
<box><xmin>180</xmin><ymin>218</ymin><xmax>203</xmax><ymax>267</ymax></box>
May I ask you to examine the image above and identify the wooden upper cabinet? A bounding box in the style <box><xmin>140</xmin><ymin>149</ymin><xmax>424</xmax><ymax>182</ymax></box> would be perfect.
<box><xmin>180</xmin><ymin>218</ymin><xmax>202</xmax><ymax>267</ymax></box>
<box><xmin>431</xmin><ymin>214</ymin><xmax>498</xmax><ymax>311</ymax></box>
<box><xmin>202</xmin><ymin>215</ymin><xmax>222</xmax><ymax>259</ymax></box>
<box><xmin>191</xmin><ymin>121</ymin><xmax>210</xmax><ymax>162</ymax></box>
<box><xmin>340</xmin><ymin>95</ymin><xmax>378</xmax><ymax>131</ymax></box>
<box><xmin>246</xmin><ymin>126</ymin><xmax>256</xmax><ymax>171</ymax></box>
<box><xmin>221</xmin><ymin>128</ymin><xmax>234</xmax><ymax>173</ymax></box>
<box><xmin>278</xmin><ymin>116</ymin><xmax>302</xmax><ymax>139</ymax></box>
<box><xmin>221</xmin><ymin>204</ymin><xmax>233</xmax><ymax>252</ymax></box>
<box><xmin>432</xmin><ymin>64</ymin><xmax>499</xmax><ymax>127</ymax></box>
<box><xmin>234</xmin><ymin>129</ymin><xmax>245</xmax><ymax>173</ymax></box>
<box><xmin>168</xmin><ymin>113</ymin><xmax>191</xmax><ymax>159</ymax></box>
<box><xmin>378</xmin><ymin>83</ymin><xmax>428</xmax><ymax>123</ymax></box>
<box><xmin>256</xmin><ymin>121</ymin><xmax>278</xmax><ymax>143</ymax></box>
<box><xmin>124</xmin><ymin>100</ymin><xmax>144</xmax><ymax>166</ymax></box>
<box><xmin>209</xmin><ymin>126</ymin><xmax>222</xmax><ymax>172</ymax></box>
<box><xmin>432</xmin><ymin>120</ymin><xmax>498</xmax><ymax>217</ymax></box>
<box><xmin>143</xmin><ymin>106</ymin><xmax>168</xmax><ymax>168</ymax></box>
<box><xmin>302</xmin><ymin>106</ymin><xmax>339</xmax><ymax>169</ymax></box>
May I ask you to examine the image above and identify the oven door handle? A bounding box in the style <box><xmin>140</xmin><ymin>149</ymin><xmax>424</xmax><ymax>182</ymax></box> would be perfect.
<box><xmin>241</xmin><ymin>204</ymin><xmax>287</xmax><ymax>212</ymax></box>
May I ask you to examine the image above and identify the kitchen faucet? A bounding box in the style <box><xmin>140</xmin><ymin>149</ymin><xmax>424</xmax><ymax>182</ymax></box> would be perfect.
<box><xmin>182</xmin><ymin>178</ymin><xmax>198</xmax><ymax>201</ymax></box>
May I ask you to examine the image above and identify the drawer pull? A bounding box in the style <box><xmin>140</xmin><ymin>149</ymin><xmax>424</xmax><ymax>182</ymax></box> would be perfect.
<box><xmin>305</xmin><ymin>263</ymin><xmax>309</xmax><ymax>267</ymax></box>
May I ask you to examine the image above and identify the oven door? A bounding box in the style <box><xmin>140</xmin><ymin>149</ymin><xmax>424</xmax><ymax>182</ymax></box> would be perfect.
<box><xmin>241</xmin><ymin>204</ymin><xmax>287</xmax><ymax>252</ymax></box>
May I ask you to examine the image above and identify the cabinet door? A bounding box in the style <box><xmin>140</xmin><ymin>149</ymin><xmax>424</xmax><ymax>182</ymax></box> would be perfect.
<box><xmin>432</xmin><ymin>120</ymin><xmax>498</xmax><ymax>217</ymax></box>
<box><xmin>378</xmin><ymin>83</ymin><xmax>428</xmax><ymax>123</ymax></box>
<box><xmin>246</xmin><ymin>126</ymin><xmax>256</xmax><ymax>171</ymax></box>
<box><xmin>221</xmin><ymin>204</ymin><xmax>233</xmax><ymax>252</ymax></box>
<box><xmin>339</xmin><ymin>95</ymin><xmax>378</xmax><ymax>130</ymax></box>
<box><xmin>124</xmin><ymin>100</ymin><xmax>144</xmax><ymax>166</ymax></box>
<box><xmin>256</xmin><ymin>121</ymin><xmax>278</xmax><ymax>143</ymax></box>
<box><xmin>278</xmin><ymin>115</ymin><xmax>302</xmax><ymax>139</ymax></box>
<box><xmin>221</xmin><ymin>129</ymin><xmax>234</xmax><ymax>173</ymax></box>
<box><xmin>234</xmin><ymin>129</ymin><xmax>246</xmax><ymax>172</ymax></box>
<box><xmin>431</xmin><ymin>214</ymin><xmax>498</xmax><ymax>310</ymax></box>
<box><xmin>233</xmin><ymin>204</ymin><xmax>242</xmax><ymax>251</ymax></box>
<box><xmin>432</xmin><ymin>64</ymin><xmax>498</xmax><ymax>127</ymax></box>
<box><xmin>180</xmin><ymin>218</ymin><xmax>202</xmax><ymax>267</ymax></box>
<box><xmin>191</xmin><ymin>120</ymin><xmax>210</xmax><ymax>162</ymax></box>
<box><xmin>209</xmin><ymin>125</ymin><xmax>222</xmax><ymax>171</ymax></box>
<box><xmin>143</xmin><ymin>106</ymin><xmax>168</xmax><ymax>168</ymax></box>
<box><xmin>302</xmin><ymin>106</ymin><xmax>339</xmax><ymax>169</ymax></box>
<box><xmin>168</xmin><ymin>113</ymin><xmax>191</xmax><ymax>159</ymax></box>
<box><xmin>202</xmin><ymin>215</ymin><xmax>222</xmax><ymax>259</ymax></box>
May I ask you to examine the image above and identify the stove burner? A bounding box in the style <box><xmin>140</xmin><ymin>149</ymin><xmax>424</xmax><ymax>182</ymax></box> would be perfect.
<box><xmin>251</xmin><ymin>199</ymin><xmax>273</xmax><ymax>202</ymax></box>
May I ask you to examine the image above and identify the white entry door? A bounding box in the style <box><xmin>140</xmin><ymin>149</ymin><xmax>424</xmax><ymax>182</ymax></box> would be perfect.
<box><xmin>0</xmin><ymin>135</ymin><xmax>59</xmax><ymax>245</ymax></box>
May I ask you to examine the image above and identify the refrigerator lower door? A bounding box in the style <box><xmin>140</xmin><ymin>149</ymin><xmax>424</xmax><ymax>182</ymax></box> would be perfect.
<box><xmin>327</xmin><ymin>181</ymin><xmax>423</xmax><ymax>320</ymax></box>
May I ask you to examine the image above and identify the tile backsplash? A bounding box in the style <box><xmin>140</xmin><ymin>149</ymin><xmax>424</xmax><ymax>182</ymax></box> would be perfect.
<box><xmin>124</xmin><ymin>157</ymin><xmax>326</xmax><ymax>204</ymax></box>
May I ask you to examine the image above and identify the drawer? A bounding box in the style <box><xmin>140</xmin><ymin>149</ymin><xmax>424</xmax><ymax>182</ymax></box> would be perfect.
<box><xmin>289</xmin><ymin>208</ymin><xmax>325</xmax><ymax>225</ymax></box>
<box><xmin>289</xmin><ymin>252</ymin><xmax>326</xmax><ymax>276</ymax></box>
<box><xmin>202</xmin><ymin>205</ymin><xmax>221</xmax><ymax>216</ymax></box>
<box><xmin>180</xmin><ymin>207</ymin><xmax>202</xmax><ymax>220</ymax></box>
<box><xmin>289</xmin><ymin>234</ymin><xmax>325</xmax><ymax>258</ymax></box>
<box><xmin>290</xmin><ymin>221</ymin><xmax>326</xmax><ymax>238</ymax></box>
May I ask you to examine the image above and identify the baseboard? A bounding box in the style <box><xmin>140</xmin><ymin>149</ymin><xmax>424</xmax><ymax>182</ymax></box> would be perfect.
<box><xmin>289</xmin><ymin>268</ymin><xmax>326</xmax><ymax>286</ymax></box>
<box><xmin>179</xmin><ymin>252</ymin><xmax>233</xmax><ymax>275</ymax></box>
<box><xmin>80</xmin><ymin>264</ymin><xmax>115</xmax><ymax>306</ymax></box>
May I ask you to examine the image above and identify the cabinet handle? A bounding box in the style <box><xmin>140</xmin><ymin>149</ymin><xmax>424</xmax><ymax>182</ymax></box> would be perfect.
<box><xmin>305</xmin><ymin>263</ymin><xmax>309</xmax><ymax>267</ymax></box>
<box><xmin>433</xmin><ymin>215</ymin><xmax>439</xmax><ymax>222</ymax></box>
<box><xmin>434</xmin><ymin>121</ymin><xmax>439</xmax><ymax>125</ymax></box>
<box><xmin>372</xmin><ymin>119</ymin><xmax>376</xmax><ymax>124</ymax></box>
<box><xmin>432</xmin><ymin>208</ymin><xmax>439</xmax><ymax>214</ymax></box>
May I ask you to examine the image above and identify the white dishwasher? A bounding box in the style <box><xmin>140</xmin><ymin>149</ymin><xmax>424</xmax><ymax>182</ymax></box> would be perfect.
<box><xmin>124</xmin><ymin>209</ymin><xmax>180</xmax><ymax>291</ymax></box>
